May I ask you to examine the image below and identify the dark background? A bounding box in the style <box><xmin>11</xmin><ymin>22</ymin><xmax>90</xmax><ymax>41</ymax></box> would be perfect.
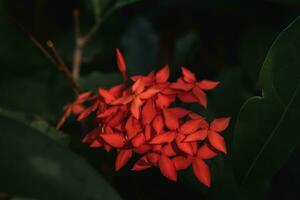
<box><xmin>0</xmin><ymin>0</ymin><xmax>299</xmax><ymax>199</ymax></box>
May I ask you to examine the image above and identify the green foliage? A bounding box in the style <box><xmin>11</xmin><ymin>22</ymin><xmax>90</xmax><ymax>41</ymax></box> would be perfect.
<box><xmin>232</xmin><ymin>17</ymin><xmax>300</xmax><ymax>185</ymax></box>
<box><xmin>86</xmin><ymin>0</ymin><xmax>144</xmax><ymax>21</ymax></box>
<box><xmin>0</xmin><ymin>108</ymin><xmax>70</xmax><ymax>146</ymax></box>
<box><xmin>0</xmin><ymin>115</ymin><xmax>122</xmax><ymax>200</ymax></box>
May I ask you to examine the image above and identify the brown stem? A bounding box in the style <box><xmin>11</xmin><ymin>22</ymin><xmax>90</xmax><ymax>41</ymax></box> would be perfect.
<box><xmin>71</xmin><ymin>9</ymin><xmax>103</xmax><ymax>81</ymax></box>
<box><xmin>47</xmin><ymin>41</ymin><xmax>83</xmax><ymax>94</ymax></box>
<box><xmin>72</xmin><ymin>9</ymin><xmax>83</xmax><ymax>80</ymax></box>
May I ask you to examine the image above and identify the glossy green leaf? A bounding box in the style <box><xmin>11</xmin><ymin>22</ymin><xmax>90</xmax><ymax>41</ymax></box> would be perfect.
<box><xmin>0</xmin><ymin>108</ymin><xmax>70</xmax><ymax>146</ymax></box>
<box><xmin>232</xmin><ymin>17</ymin><xmax>300</xmax><ymax>184</ymax></box>
<box><xmin>0</xmin><ymin>115</ymin><xmax>122</xmax><ymax>200</ymax></box>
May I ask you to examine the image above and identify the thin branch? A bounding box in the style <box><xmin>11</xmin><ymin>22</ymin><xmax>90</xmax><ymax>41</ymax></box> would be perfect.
<box><xmin>71</xmin><ymin>7</ymin><xmax>115</xmax><ymax>83</ymax></box>
<box><xmin>47</xmin><ymin>41</ymin><xmax>83</xmax><ymax>94</ymax></box>
<box><xmin>17</xmin><ymin>23</ymin><xmax>59</xmax><ymax>66</ymax></box>
<box><xmin>72</xmin><ymin>9</ymin><xmax>84</xmax><ymax>80</ymax></box>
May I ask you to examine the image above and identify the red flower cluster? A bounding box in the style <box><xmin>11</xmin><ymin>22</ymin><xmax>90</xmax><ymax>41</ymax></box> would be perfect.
<box><xmin>57</xmin><ymin>49</ymin><xmax>230</xmax><ymax>187</ymax></box>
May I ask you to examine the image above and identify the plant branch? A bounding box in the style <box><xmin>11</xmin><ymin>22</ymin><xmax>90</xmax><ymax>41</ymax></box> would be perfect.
<box><xmin>71</xmin><ymin>9</ymin><xmax>104</xmax><ymax>81</ymax></box>
<box><xmin>72</xmin><ymin>9</ymin><xmax>84</xmax><ymax>80</ymax></box>
<box><xmin>46</xmin><ymin>41</ymin><xmax>83</xmax><ymax>94</ymax></box>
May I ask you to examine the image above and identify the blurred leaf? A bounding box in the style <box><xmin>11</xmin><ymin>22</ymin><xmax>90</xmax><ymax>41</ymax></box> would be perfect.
<box><xmin>0</xmin><ymin>115</ymin><xmax>122</xmax><ymax>200</ymax></box>
<box><xmin>121</xmin><ymin>17</ymin><xmax>159</xmax><ymax>75</ymax></box>
<box><xmin>0</xmin><ymin>79</ymin><xmax>49</xmax><ymax>115</ymax></box>
<box><xmin>238</xmin><ymin>28</ymin><xmax>277</xmax><ymax>86</ymax></box>
<box><xmin>232</xmin><ymin>17</ymin><xmax>300</xmax><ymax>185</ymax></box>
<box><xmin>0</xmin><ymin>108</ymin><xmax>70</xmax><ymax>146</ymax></box>
<box><xmin>86</xmin><ymin>0</ymin><xmax>143</xmax><ymax>21</ymax></box>
<box><xmin>80</xmin><ymin>71</ymin><xmax>122</xmax><ymax>91</ymax></box>
<box><xmin>91</xmin><ymin>0</ymin><xmax>102</xmax><ymax>22</ymax></box>
<box><xmin>172</xmin><ymin>32</ymin><xmax>200</xmax><ymax>72</ymax></box>
<box><xmin>210</xmin><ymin>68</ymin><xmax>250</xmax><ymax>117</ymax></box>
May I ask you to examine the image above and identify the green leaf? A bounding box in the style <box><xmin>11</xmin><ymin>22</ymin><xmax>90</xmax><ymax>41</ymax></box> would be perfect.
<box><xmin>0</xmin><ymin>108</ymin><xmax>70</xmax><ymax>146</ymax></box>
<box><xmin>232</xmin><ymin>17</ymin><xmax>300</xmax><ymax>185</ymax></box>
<box><xmin>91</xmin><ymin>0</ymin><xmax>102</xmax><ymax>22</ymax></box>
<box><xmin>86</xmin><ymin>0</ymin><xmax>143</xmax><ymax>22</ymax></box>
<box><xmin>0</xmin><ymin>115</ymin><xmax>122</xmax><ymax>200</ymax></box>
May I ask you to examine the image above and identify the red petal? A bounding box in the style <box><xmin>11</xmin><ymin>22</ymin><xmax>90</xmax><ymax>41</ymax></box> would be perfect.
<box><xmin>188</xmin><ymin>114</ymin><xmax>209</xmax><ymax>129</ymax></box>
<box><xmin>197</xmin><ymin>144</ymin><xmax>217</xmax><ymax>159</ymax></box>
<box><xmin>131</xmin><ymin>133</ymin><xmax>146</xmax><ymax>147</ymax></box>
<box><xmin>82</xmin><ymin>128</ymin><xmax>100</xmax><ymax>143</ymax></box>
<box><xmin>134</xmin><ymin>144</ymin><xmax>152</xmax><ymax>154</ymax></box>
<box><xmin>77</xmin><ymin>92</ymin><xmax>92</xmax><ymax>101</ymax></box>
<box><xmin>89</xmin><ymin>139</ymin><xmax>103</xmax><ymax>148</ymax></box>
<box><xmin>130</xmin><ymin>75</ymin><xmax>141</xmax><ymax>82</ymax></box>
<box><xmin>210</xmin><ymin>117</ymin><xmax>231</xmax><ymax>132</ymax></box>
<box><xmin>97</xmin><ymin>106</ymin><xmax>119</xmax><ymax>118</ymax></box>
<box><xmin>176</xmin><ymin>135</ymin><xmax>194</xmax><ymax>156</ymax></box>
<box><xmin>132</xmin><ymin>78</ymin><xmax>145</xmax><ymax>94</ymax></box>
<box><xmin>177</xmin><ymin>92</ymin><xmax>198</xmax><ymax>103</ymax></box>
<box><xmin>158</xmin><ymin>155</ymin><xmax>177</xmax><ymax>181</ymax></box>
<box><xmin>156</xmin><ymin>94</ymin><xmax>176</xmax><ymax>109</ymax></box>
<box><xmin>77</xmin><ymin>100</ymin><xmax>99</xmax><ymax>121</ymax></box>
<box><xmin>163</xmin><ymin>108</ymin><xmax>179</xmax><ymax>130</ymax></box>
<box><xmin>184</xmin><ymin>130</ymin><xmax>208</xmax><ymax>142</ymax></box>
<box><xmin>142</xmin><ymin>99</ymin><xmax>156</xmax><ymax>125</ymax></box>
<box><xmin>56</xmin><ymin>105</ymin><xmax>72</xmax><ymax>129</ymax></box>
<box><xmin>208</xmin><ymin>131</ymin><xmax>227</xmax><ymax>154</ymax></box>
<box><xmin>161</xmin><ymin>88</ymin><xmax>179</xmax><ymax>95</ymax></box>
<box><xmin>172</xmin><ymin>156</ymin><xmax>192</xmax><ymax>170</ymax></box>
<box><xmin>143</xmin><ymin>71</ymin><xmax>156</xmax><ymax>86</ymax></box>
<box><xmin>162</xmin><ymin>143</ymin><xmax>177</xmax><ymax>156</ymax></box>
<box><xmin>104</xmin><ymin>126</ymin><xmax>114</xmax><ymax>134</ymax></box>
<box><xmin>104</xmin><ymin>144</ymin><xmax>112</xmax><ymax>152</ymax></box>
<box><xmin>111</xmin><ymin>95</ymin><xmax>134</xmax><ymax>105</ymax></box>
<box><xmin>125</xmin><ymin>116</ymin><xmax>141</xmax><ymax>139</ymax></box>
<box><xmin>192</xmin><ymin>86</ymin><xmax>207</xmax><ymax>108</ymax></box>
<box><xmin>152</xmin><ymin>144</ymin><xmax>162</xmax><ymax>152</ymax></box>
<box><xmin>144</xmin><ymin>125</ymin><xmax>152</xmax><ymax>140</ymax></box>
<box><xmin>189</xmin><ymin>113</ymin><xmax>204</xmax><ymax>120</ymax></box>
<box><xmin>150</xmin><ymin>131</ymin><xmax>176</xmax><ymax>144</ymax></box>
<box><xmin>98</xmin><ymin>88</ymin><xmax>115</xmax><ymax>104</ymax></box>
<box><xmin>107</xmin><ymin>112</ymin><xmax>125</xmax><ymax>127</ymax></box>
<box><xmin>155</xmin><ymin>65</ymin><xmax>170</xmax><ymax>83</ymax></box>
<box><xmin>179</xmin><ymin>119</ymin><xmax>205</xmax><ymax>135</ymax></box>
<box><xmin>197</xmin><ymin>80</ymin><xmax>219</xmax><ymax>90</ymax></box>
<box><xmin>192</xmin><ymin>158</ymin><xmax>211</xmax><ymax>187</ymax></box>
<box><xmin>181</xmin><ymin>67</ymin><xmax>196</xmax><ymax>83</ymax></box>
<box><xmin>116</xmin><ymin>48</ymin><xmax>126</xmax><ymax>73</ymax></box>
<box><xmin>139</xmin><ymin>88</ymin><xmax>160</xmax><ymax>99</ymax></box>
<box><xmin>191</xmin><ymin>142</ymin><xmax>198</xmax><ymax>155</ymax></box>
<box><xmin>132</xmin><ymin>156</ymin><xmax>152</xmax><ymax>171</ymax></box>
<box><xmin>109</xmin><ymin>84</ymin><xmax>126</xmax><ymax>98</ymax></box>
<box><xmin>131</xmin><ymin>97</ymin><xmax>144</xmax><ymax>119</ymax></box>
<box><xmin>100</xmin><ymin>134</ymin><xmax>126</xmax><ymax>148</ymax></box>
<box><xmin>169</xmin><ymin>107</ymin><xmax>191</xmax><ymax>118</ymax></box>
<box><xmin>147</xmin><ymin>152</ymin><xmax>161</xmax><ymax>165</ymax></box>
<box><xmin>170</xmin><ymin>77</ymin><xmax>193</xmax><ymax>91</ymax></box>
<box><xmin>152</xmin><ymin>114</ymin><xmax>164</xmax><ymax>134</ymax></box>
<box><xmin>71</xmin><ymin>104</ymin><xmax>85</xmax><ymax>114</ymax></box>
<box><xmin>115</xmin><ymin>149</ymin><xmax>132</xmax><ymax>171</ymax></box>
<box><xmin>77</xmin><ymin>107</ymin><xmax>93</xmax><ymax>121</ymax></box>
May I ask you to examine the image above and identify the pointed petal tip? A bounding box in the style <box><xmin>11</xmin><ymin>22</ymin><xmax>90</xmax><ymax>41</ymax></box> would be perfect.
<box><xmin>116</xmin><ymin>48</ymin><xmax>126</xmax><ymax>73</ymax></box>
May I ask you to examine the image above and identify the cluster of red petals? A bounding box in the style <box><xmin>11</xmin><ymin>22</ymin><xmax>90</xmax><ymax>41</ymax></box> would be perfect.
<box><xmin>57</xmin><ymin>48</ymin><xmax>231</xmax><ymax>187</ymax></box>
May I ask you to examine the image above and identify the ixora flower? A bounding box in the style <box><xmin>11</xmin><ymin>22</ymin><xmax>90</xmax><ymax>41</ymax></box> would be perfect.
<box><xmin>57</xmin><ymin>48</ymin><xmax>231</xmax><ymax>187</ymax></box>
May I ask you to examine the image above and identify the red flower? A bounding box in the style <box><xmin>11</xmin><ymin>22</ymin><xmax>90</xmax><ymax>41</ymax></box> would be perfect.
<box><xmin>57</xmin><ymin>48</ymin><xmax>231</xmax><ymax>187</ymax></box>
